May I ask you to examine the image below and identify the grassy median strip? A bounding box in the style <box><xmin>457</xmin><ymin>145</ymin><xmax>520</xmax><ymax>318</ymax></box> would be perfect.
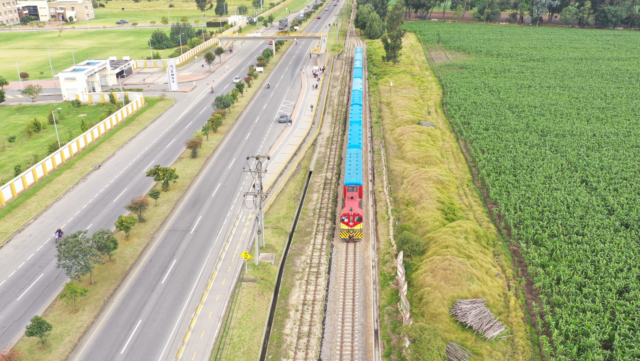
<box><xmin>367</xmin><ymin>34</ymin><xmax>533</xmax><ymax>359</ymax></box>
<box><xmin>0</xmin><ymin>97</ymin><xmax>173</xmax><ymax>244</ymax></box>
<box><xmin>14</xmin><ymin>44</ymin><xmax>292</xmax><ymax>361</ymax></box>
<box><xmin>210</xmin><ymin>144</ymin><xmax>314</xmax><ymax>361</ymax></box>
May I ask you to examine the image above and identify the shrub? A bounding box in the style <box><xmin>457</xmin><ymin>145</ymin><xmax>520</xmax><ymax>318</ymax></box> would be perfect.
<box><xmin>396</xmin><ymin>231</ymin><xmax>425</xmax><ymax>257</ymax></box>
<box><xmin>68</xmin><ymin>16</ymin><xmax>74</xmax><ymax>22</ymax></box>
<box><xmin>14</xmin><ymin>164</ymin><xmax>22</xmax><ymax>177</ymax></box>
<box><xmin>48</xmin><ymin>141</ymin><xmax>61</xmax><ymax>154</ymax></box>
<box><xmin>19</xmin><ymin>72</ymin><xmax>29</xmax><ymax>80</ymax></box>
<box><xmin>71</xmin><ymin>99</ymin><xmax>82</xmax><ymax>107</ymax></box>
<box><xmin>99</xmin><ymin>2</ymin><xmax>105</xmax><ymax>7</ymax></box>
<box><xmin>185</xmin><ymin>136</ymin><xmax>202</xmax><ymax>158</ymax></box>
<box><xmin>168</xmin><ymin>3</ymin><xmax>174</xmax><ymax>7</ymax></box>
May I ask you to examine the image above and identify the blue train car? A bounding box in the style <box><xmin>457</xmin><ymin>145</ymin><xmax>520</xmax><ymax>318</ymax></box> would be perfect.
<box><xmin>347</xmin><ymin>122</ymin><xmax>363</xmax><ymax>149</ymax></box>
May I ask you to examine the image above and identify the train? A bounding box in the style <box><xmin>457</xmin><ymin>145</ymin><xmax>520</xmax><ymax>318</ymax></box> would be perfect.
<box><xmin>339</xmin><ymin>47</ymin><xmax>364</xmax><ymax>242</ymax></box>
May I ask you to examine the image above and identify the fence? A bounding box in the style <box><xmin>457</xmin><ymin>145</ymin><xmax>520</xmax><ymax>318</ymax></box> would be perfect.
<box><xmin>0</xmin><ymin>92</ymin><xmax>145</xmax><ymax>207</ymax></box>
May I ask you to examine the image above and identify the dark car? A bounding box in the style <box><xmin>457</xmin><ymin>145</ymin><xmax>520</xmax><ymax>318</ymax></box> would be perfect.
<box><xmin>116</xmin><ymin>20</ymin><xmax>129</xmax><ymax>24</ymax></box>
<box><xmin>278</xmin><ymin>114</ymin><xmax>289</xmax><ymax>123</ymax></box>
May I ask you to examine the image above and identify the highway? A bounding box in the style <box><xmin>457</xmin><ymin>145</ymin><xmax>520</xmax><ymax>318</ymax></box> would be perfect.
<box><xmin>0</xmin><ymin>10</ymin><xmax>335</xmax><ymax>352</ymax></box>
<box><xmin>62</xmin><ymin>5</ymin><xmax>339</xmax><ymax>361</ymax></box>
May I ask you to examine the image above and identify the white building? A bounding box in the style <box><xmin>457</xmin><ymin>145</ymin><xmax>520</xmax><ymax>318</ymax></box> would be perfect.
<box><xmin>57</xmin><ymin>58</ymin><xmax>134</xmax><ymax>100</ymax></box>
<box><xmin>1</xmin><ymin>0</ymin><xmax>20</xmax><ymax>25</ymax></box>
<box><xmin>17</xmin><ymin>0</ymin><xmax>94</xmax><ymax>22</ymax></box>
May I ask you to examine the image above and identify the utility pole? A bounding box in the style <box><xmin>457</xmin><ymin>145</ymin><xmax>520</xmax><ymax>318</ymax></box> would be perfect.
<box><xmin>243</xmin><ymin>154</ymin><xmax>270</xmax><ymax>266</ymax></box>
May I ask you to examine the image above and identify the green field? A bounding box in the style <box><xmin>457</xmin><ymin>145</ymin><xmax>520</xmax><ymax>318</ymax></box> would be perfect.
<box><xmin>0</xmin><ymin>101</ymin><xmax>117</xmax><ymax>182</ymax></box>
<box><xmin>0</xmin><ymin>29</ymin><xmax>180</xmax><ymax>81</ymax></box>
<box><xmin>407</xmin><ymin>21</ymin><xmax>640</xmax><ymax>359</ymax></box>
<box><xmin>89</xmin><ymin>0</ymin><xmax>253</xmax><ymax>28</ymax></box>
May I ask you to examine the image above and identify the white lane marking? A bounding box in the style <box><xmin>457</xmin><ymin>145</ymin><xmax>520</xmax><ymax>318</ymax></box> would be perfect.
<box><xmin>166</xmin><ymin>139</ymin><xmax>176</xmax><ymax>149</ymax></box>
<box><xmin>0</xmin><ymin>280</ymin><xmax>5</xmax><ymax>287</ymax></box>
<box><xmin>18</xmin><ymin>262</ymin><xmax>25</xmax><ymax>269</ymax></box>
<box><xmin>245</xmin><ymin>133</ymin><xmax>251</xmax><ymax>140</ymax></box>
<box><xmin>161</xmin><ymin>259</ymin><xmax>177</xmax><ymax>284</ymax></box>
<box><xmin>191</xmin><ymin>216</ymin><xmax>202</xmax><ymax>234</ymax></box>
<box><xmin>86</xmin><ymin>224</ymin><xmax>93</xmax><ymax>230</ymax></box>
<box><xmin>17</xmin><ymin>273</ymin><xmax>44</xmax><ymax>300</ymax></box>
<box><xmin>228</xmin><ymin>158</ymin><xmax>235</xmax><ymax>169</ymax></box>
<box><xmin>113</xmin><ymin>188</ymin><xmax>128</xmax><ymax>203</ymax></box>
<box><xmin>211</xmin><ymin>183</ymin><xmax>221</xmax><ymax>198</ymax></box>
<box><xmin>199</xmin><ymin>107</ymin><xmax>208</xmax><ymax>115</ymax></box>
<box><xmin>37</xmin><ymin>244</ymin><xmax>44</xmax><ymax>251</ymax></box>
<box><xmin>263</xmin><ymin>104</ymin><xmax>267</xmax><ymax>109</ymax></box>
<box><xmin>75</xmin><ymin>210</ymin><xmax>81</xmax><ymax>217</ymax></box>
<box><xmin>120</xmin><ymin>319</ymin><xmax>142</xmax><ymax>354</ymax></box>
<box><xmin>254</xmin><ymin>117</ymin><xmax>260</xmax><ymax>124</ymax></box>
<box><xmin>9</xmin><ymin>271</ymin><xmax>15</xmax><ymax>278</ymax></box>
<box><xmin>144</xmin><ymin>160</ymin><xmax>155</xmax><ymax>170</ymax></box>
<box><xmin>187</xmin><ymin>121</ymin><xmax>193</xmax><ymax>127</ymax></box>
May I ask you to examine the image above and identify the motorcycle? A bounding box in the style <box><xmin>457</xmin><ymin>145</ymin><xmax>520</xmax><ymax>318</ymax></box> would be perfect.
<box><xmin>267</xmin><ymin>83</ymin><xmax>271</xmax><ymax>89</ymax></box>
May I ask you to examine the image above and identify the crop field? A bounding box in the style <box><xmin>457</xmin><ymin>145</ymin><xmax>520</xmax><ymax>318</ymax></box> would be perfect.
<box><xmin>407</xmin><ymin>22</ymin><xmax>640</xmax><ymax>360</ymax></box>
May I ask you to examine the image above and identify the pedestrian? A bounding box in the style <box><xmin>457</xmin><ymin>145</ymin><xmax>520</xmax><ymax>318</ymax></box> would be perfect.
<box><xmin>310</xmin><ymin>53</ymin><xmax>312</xmax><ymax>58</ymax></box>
<box><xmin>310</xmin><ymin>104</ymin><xmax>314</xmax><ymax>111</ymax></box>
<box><xmin>302</xmin><ymin>68</ymin><xmax>305</xmax><ymax>74</ymax></box>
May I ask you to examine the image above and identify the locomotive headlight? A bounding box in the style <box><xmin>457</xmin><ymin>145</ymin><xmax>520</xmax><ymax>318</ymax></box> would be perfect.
<box><xmin>350</xmin><ymin>222</ymin><xmax>353</xmax><ymax>226</ymax></box>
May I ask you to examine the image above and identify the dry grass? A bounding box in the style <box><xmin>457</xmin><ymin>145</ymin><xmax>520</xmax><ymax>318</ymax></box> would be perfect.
<box><xmin>0</xmin><ymin>97</ymin><xmax>173</xmax><ymax>243</ymax></box>
<box><xmin>367</xmin><ymin>33</ymin><xmax>533</xmax><ymax>360</ymax></box>
<box><xmin>14</xmin><ymin>44</ymin><xmax>293</xmax><ymax>361</ymax></box>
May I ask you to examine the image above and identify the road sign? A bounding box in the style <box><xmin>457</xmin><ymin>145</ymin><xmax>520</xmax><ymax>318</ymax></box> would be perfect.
<box><xmin>241</xmin><ymin>251</ymin><xmax>251</xmax><ymax>261</ymax></box>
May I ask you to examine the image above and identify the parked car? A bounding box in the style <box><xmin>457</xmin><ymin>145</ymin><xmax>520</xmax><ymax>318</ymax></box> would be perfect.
<box><xmin>278</xmin><ymin>114</ymin><xmax>289</xmax><ymax>123</ymax></box>
<box><xmin>116</xmin><ymin>20</ymin><xmax>129</xmax><ymax>24</ymax></box>
<box><xmin>233</xmin><ymin>76</ymin><xmax>242</xmax><ymax>83</ymax></box>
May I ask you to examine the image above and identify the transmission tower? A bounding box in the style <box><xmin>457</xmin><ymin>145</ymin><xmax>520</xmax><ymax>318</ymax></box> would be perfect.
<box><xmin>243</xmin><ymin>154</ymin><xmax>270</xmax><ymax>266</ymax></box>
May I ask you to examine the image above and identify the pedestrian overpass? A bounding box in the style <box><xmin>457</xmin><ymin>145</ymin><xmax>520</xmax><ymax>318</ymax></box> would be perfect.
<box><xmin>217</xmin><ymin>33</ymin><xmax>328</xmax><ymax>53</ymax></box>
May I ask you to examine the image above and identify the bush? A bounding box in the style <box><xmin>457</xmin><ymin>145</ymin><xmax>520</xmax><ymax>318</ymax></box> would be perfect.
<box><xmin>68</xmin><ymin>16</ymin><xmax>74</xmax><ymax>22</ymax></box>
<box><xmin>14</xmin><ymin>164</ymin><xmax>23</xmax><ymax>177</ymax></box>
<box><xmin>19</xmin><ymin>72</ymin><xmax>29</xmax><ymax>80</ymax></box>
<box><xmin>71</xmin><ymin>99</ymin><xmax>82</xmax><ymax>107</ymax></box>
<box><xmin>131</xmin><ymin>22</ymin><xmax>138</xmax><ymax>26</ymax></box>
<box><xmin>48</xmin><ymin>141</ymin><xmax>61</xmax><ymax>154</ymax></box>
<box><xmin>396</xmin><ymin>231</ymin><xmax>425</xmax><ymax>257</ymax></box>
<box><xmin>168</xmin><ymin>3</ymin><xmax>174</xmax><ymax>7</ymax></box>
<box><xmin>99</xmin><ymin>2</ymin><xmax>105</xmax><ymax>7</ymax></box>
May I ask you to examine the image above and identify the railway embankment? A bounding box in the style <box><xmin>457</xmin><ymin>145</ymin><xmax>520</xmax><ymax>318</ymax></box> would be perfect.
<box><xmin>367</xmin><ymin>33</ymin><xmax>534</xmax><ymax>360</ymax></box>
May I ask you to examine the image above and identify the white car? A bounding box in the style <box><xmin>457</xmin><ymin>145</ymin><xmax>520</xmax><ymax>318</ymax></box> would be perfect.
<box><xmin>233</xmin><ymin>76</ymin><xmax>242</xmax><ymax>83</ymax></box>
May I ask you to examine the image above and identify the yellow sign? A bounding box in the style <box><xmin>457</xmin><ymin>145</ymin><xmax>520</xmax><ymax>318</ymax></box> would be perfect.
<box><xmin>241</xmin><ymin>251</ymin><xmax>251</xmax><ymax>261</ymax></box>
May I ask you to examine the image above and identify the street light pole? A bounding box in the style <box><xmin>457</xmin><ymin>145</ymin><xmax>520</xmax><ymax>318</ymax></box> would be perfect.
<box><xmin>48</xmin><ymin>48</ymin><xmax>56</xmax><ymax>88</ymax></box>
<box><xmin>72</xmin><ymin>49</ymin><xmax>76</xmax><ymax>65</ymax></box>
<box><xmin>16</xmin><ymin>59</ymin><xmax>23</xmax><ymax>91</ymax></box>
<box><xmin>148</xmin><ymin>40</ymin><xmax>153</xmax><ymax>59</ymax></box>
<box><xmin>179</xmin><ymin>33</ymin><xmax>185</xmax><ymax>55</ymax></box>
<box><xmin>52</xmin><ymin>108</ymin><xmax>62</xmax><ymax>148</ymax></box>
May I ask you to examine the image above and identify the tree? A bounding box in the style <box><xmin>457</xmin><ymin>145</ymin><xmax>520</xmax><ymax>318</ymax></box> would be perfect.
<box><xmin>146</xmin><ymin>165</ymin><xmax>179</xmax><ymax>191</ymax></box>
<box><xmin>108</xmin><ymin>92</ymin><xmax>116</xmax><ymax>104</ymax></box>
<box><xmin>195</xmin><ymin>0</ymin><xmax>212</xmax><ymax>12</ymax></box>
<box><xmin>215</xmin><ymin>46</ymin><xmax>225</xmax><ymax>62</ymax></box>
<box><xmin>19</xmin><ymin>72</ymin><xmax>29</xmax><ymax>80</ymax></box>
<box><xmin>238</xmin><ymin>5</ymin><xmax>248</xmax><ymax>14</ymax></box>
<box><xmin>126</xmin><ymin>196</ymin><xmax>150</xmax><ymax>222</ymax></box>
<box><xmin>234</xmin><ymin>81</ymin><xmax>245</xmax><ymax>95</ymax></box>
<box><xmin>92</xmin><ymin>228</ymin><xmax>119</xmax><ymax>261</ymax></box>
<box><xmin>375</xmin><ymin>0</ymin><xmax>390</xmax><ymax>19</ymax></box>
<box><xmin>170</xmin><ymin>22</ymin><xmax>196</xmax><ymax>47</ymax></box>
<box><xmin>476</xmin><ymin>0</ymin><xmax>502</xmax><ymax>22</ymax></box>
<box><xmin>560</xmin><ymin>5</ymin><xmax>579</xmax><ymax>24</ymax></box>
<box><xmin>115</xmin><ymin>215</ymin><xmax>137</xmax><ymax>239</ymax></box>
<box><xmin>149</xmin><ymin>29</ymin><xmax>174</xmax><ymax>49</ymax></box>
<box><xmin>213</xmin><ymin>94</ymin><xmax>233</xmax><ymax>112</ymax></box>
<box><xmin>24</xmin><ymin>316</ymin><xmax>52</xmax><ymax>345</ymax></box>
<box><xmin>577</xmin><ymin>1</ymin><xmax>594</xmax><ymax>26</ymax></box>
<box><xmin>0</xmin><ymin>76</ymin><xmax>8</xmax><ymax>89</ymax></box>
<box><xmin>7</xmin><ymin>135</ymin><xmax>16</xmax><ymax>147</ymax></box>
<box><xmin>22</xmin><ymin>84</ymin><xmax>42</xmax><ymax>102</ymax></box>
<box><xmin>355</xmin><ymin>4</ymin><xmax>375</xmax><ymax>30</ymax></box>
<box><xmin>161</xmin><ymin>16</ymin><xmax>169</xmax><ymax>25</ymax></box>
<box><xmin>148</xmin><ymin>188</ymin><xmax>161</xmax><ymax>206</ymax></box>
<box><xmin>252</xmin><ymin>0</ymin><xmax>261</xmax><ymax>8</ymax></box>
<box><xmin>215</xmin><ymin>0</ymin><xmax>227</xmax><ymax>15</ymax></box>
<box><xmin>186</xmin><ymin>137</ymin><xmax>203</xmax><ymax>158</ymax></box>
<box><xmin>531</xmin><ymin>0</ymin><xmax>559</xmax><ymax>25</ymax></box>
<box><xmin>365</xmin><ymin>13</ymin><xmax>384</xmax><ymax>39</ymax></box>
<box><xmin>208</xmin><ymin>114</ymin><xmax>223</xmax><ymax>132</ymax></box>
<box><xmin>187</xmin><ymin>37</ymin><xmax>202</xmax><ymax>48</ymax></box>
<box><xmin>397</xmin><ymin>231</ymin><xmax>425</xmax><ymax>257</ymax></box>
<box><xmin>0</xmin><ymin>89</ymin><xmax>5</xmax><ymax>104</ymax></box>
<box><xmin>267</xmin><ymin>14</ymin><xmax>275</xmax><ymax>25</ymax></box>
<box><xmin>59</xmin><ymin>281</ymin><xmax>88</xmax><ymax>309</ymax></box>
<box><xmin>56</xmin><ymin>230</ymin><xmax>102</xmax><ymax>284</ymax></box>
<box><xmin>230</xmin><ymin>88</ymin><xmax>239</xmax><ymax>102</ymax></box>
<box><xmin>244</xmin><ymin>76</ymin><xmax>252</xmax><ymax>88</ymax></box>
<box><xmin>80</xmin><ymin>119</ymin><xmax>88</xmax><ymax>132</ymax></box>
<box><xmin>204</xmin><ymin>51</ymin><xmax>216</xmax><ymax>70</ymax></box>
<box><xmin>382</xmin><ymin>0</ymin><xmax>404</xmax><ymax>66</ymax></box>
<box><xmin>595</xmin><ymin>5</ymin><xmax>625</xmax><ymax>27</ymax></box>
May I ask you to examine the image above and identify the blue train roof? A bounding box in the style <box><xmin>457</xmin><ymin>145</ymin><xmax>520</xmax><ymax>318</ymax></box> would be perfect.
<box><xmin>355</xmin><ymin>47</ymin><xmax>363</xmax><ymax>53</ymax></box>
<box><xmin>352</xmin><ymin>79</ymin><xmax>363</xmax><ymax>91</ymax></box>
<box><xmin>353</xmin><ymin>67</ymin><xmax>363</xmax><ymax>79</ymax></box>
<box><xmin>354</xmin><ymin>60</ymin><xmax>363</xmax><ymax>69</ymax></box>
<box><xmin>348</xmin><ymin>122</ymin><xmax>362</xmax><ymax>149</ymax></box>
<box><xmin>349</xmin><ymin>111</ymin><xmax>362</xmax><ymax>123</ymax></box>
<box><xmin>344</xmin><ymin>148</ymin><xmax>363</xmax><ymax>186</ymax></box>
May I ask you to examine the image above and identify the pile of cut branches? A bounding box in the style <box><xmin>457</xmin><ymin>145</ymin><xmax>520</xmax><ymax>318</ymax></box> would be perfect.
<box><xmin>450</xmin><ymin>298</ymin><xmax>506</xmax><ymax>340</ymax></box>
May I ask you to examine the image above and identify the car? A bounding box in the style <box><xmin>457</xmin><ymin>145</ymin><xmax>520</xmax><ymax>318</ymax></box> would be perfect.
<box><xmin>278</xmin><ymin>114</ymin><xmax>289</xmax><ymax>123</ymax></box>
<box><xmin>116</xmin><ymin>20</ymin><xmax>129</xmax><ymax>24</ymax></box>
<box><xmin>317</xmin><ymin>15</ymin><xmax>321</xmax><ymax>19</ymax></box>
<box><xmin>325</xmin><ymin>7</ymin><xmax>329</xmax><ymax>10</ymax></box>
<box><xmin>233</xmin><ymin>76</ymin><xmax>242</xmax><ymax>83</ymax></box>
<box><xmin>269</xmin><ymin>40</ymin><xmax>274</xmax><ymax>45</ymax></box>
<box><xmin>334</xmin><ymin>2</ymin><xmax>337</xmax><ymax>5</ymax></box>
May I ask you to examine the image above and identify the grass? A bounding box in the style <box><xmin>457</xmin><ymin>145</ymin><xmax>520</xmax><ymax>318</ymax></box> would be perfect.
<box><xmin>366</xmin><ymin>33</ymin><xmax>533</xmax><ymax>360</ymax></box>
<box><xmin>0</xmin><ymin>102</ymin><xmax>112</xmax><ymax>181</ymax></box>
<box><xmin>14</xmin><ymin>43</ymin><xmax>290</xmax><ymax>361</ymax></box>
<box><xmin>0</xmin><ymin>29</ymin><xmax>178</xmax><ymax>82</ymax></box>
<box><xmin>210</xmin><ymin>144</ymin><xmax>314</xmax><ymax>361</ymax></box>
<box><xmin>0</xmin><ymin>97</ymin><xmax>172</xmax><ymax>243</ymax></box>
<box><xmin>325</xmin><ymin>0</ymin><xmax>350</xmax><ymax>54</ymax></box>
<box><xmin>85</xmin><ymin>0</ymin><xmax>253</xmax><ymax>28</ymax></box>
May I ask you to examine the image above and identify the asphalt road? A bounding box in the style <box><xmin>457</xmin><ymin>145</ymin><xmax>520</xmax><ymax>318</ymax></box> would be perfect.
<box><xmin>70</xmin><ymin>9</ymin><xmax>341</xmax><ymax>361</ymax></box>
<box><xmin>0</xmin><ymin>33</ymin><xmax>267</xmax><ymax>350</ymax></box>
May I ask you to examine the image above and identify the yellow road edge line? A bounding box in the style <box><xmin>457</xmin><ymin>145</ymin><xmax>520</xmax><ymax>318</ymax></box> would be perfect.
<box><xmin>183</xmin><ymin>330</ymin><xmax>190</xmax><ymax>344</ymax></box>
<box><xmin>201</xmin><ymin>292</ymin><xmax>207</xmax><ymax>303</ymax></box>
<box><xmin>196</xmin><ymin>304</ymin><xmax>202</xmax><ymax>315</ymax></box>
<box><xmin>190</xmin><ymin>316</ymin><xmax>197</xmax><ymax>329</ymax></box>
<box><xmin>207</xmin><ymin>280</ymin><xmax>212</xmax><ymax>290</ymax></box>
<box><xmin>176</xmin><ymin>345</ymin><xmax>185</xmax><ymax>359</ymax></box>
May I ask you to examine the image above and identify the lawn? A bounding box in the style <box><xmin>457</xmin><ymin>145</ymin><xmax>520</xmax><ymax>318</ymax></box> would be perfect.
<box><xmin>366</xmin><ymin>33</ymin><xmax>533</xmax><ymax>359</ymax></box>
<box><xmin>407</xmin><ymin>21</ymin><xmax>640</xmax><ymax>359</ymax></box>
<box><xmin>89</xmin><ymin>0</ymin><xmax>254</xmax><ymax>28</ymax></box>
<box><xmin>0</xmin><ymin>101</ymin><xmax>115</xmax><ymax>182</ymax></box>
<box><xmin>0</xmin><ymin>29</ymin><xmax>177</xmax><ymax>82</ymax></box>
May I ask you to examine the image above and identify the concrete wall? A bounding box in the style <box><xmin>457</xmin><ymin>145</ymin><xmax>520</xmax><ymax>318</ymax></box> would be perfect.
<box><xmin>0</xmin><ymin>93</ymin><xmax>145</xmax><ymax>207</ymax></box>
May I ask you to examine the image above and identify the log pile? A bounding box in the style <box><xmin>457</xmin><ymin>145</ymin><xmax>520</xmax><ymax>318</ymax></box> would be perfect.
<box><xmin>446</xmin><ymin>342</ymin><xmax>473</xmax><ymax>361</ymax></box>
<box><xmin>450</xmin><ymin>298</ymin><xmax>506</xmax><ymax>340</ymax></box>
